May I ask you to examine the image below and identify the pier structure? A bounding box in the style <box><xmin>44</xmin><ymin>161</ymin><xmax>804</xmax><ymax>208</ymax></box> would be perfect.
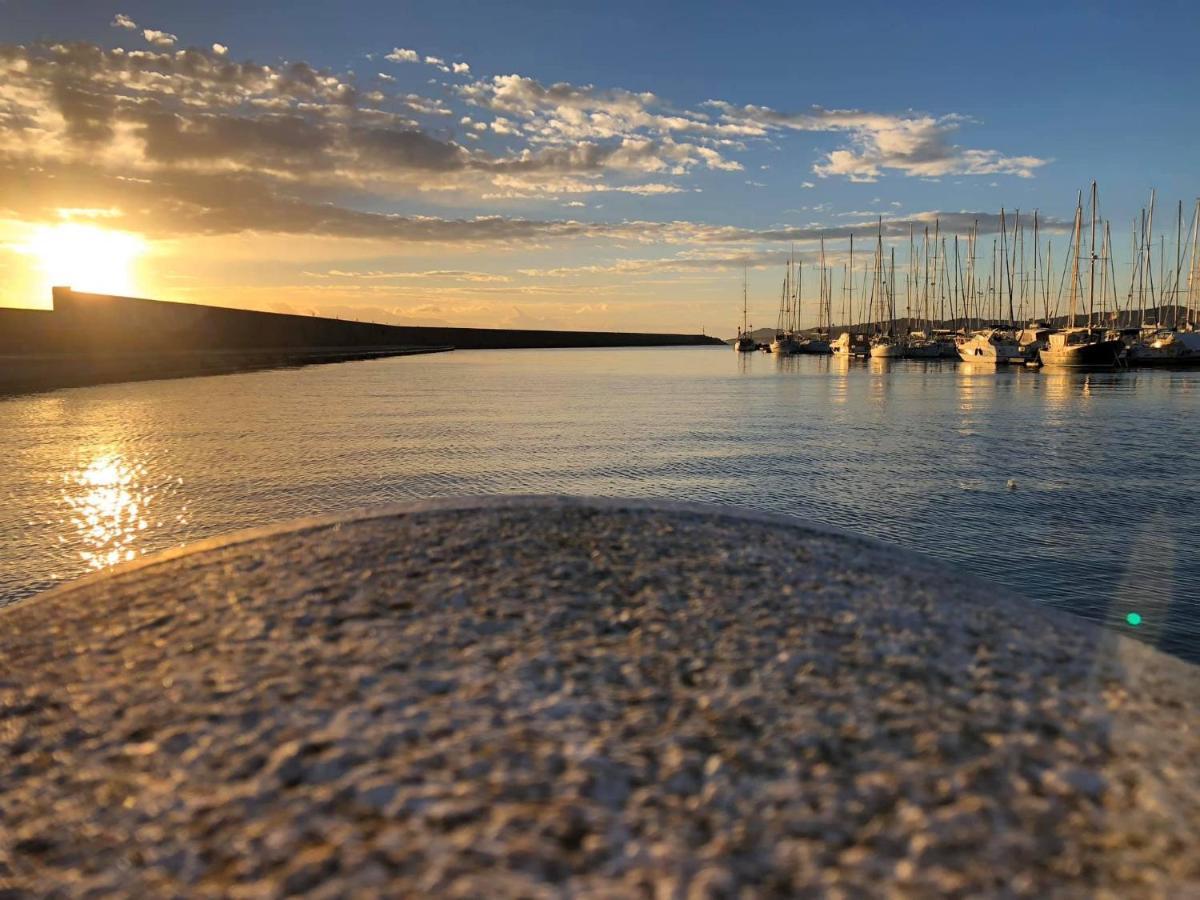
<box><xmin>0</xmin><ymin>289</ymin><xmax>722</xmax><ymax>393</ymax></box>
<box><xmin>2</xmin><ymin>496</ymin><xmax>1196</xmax><ymax>895</ymax></box>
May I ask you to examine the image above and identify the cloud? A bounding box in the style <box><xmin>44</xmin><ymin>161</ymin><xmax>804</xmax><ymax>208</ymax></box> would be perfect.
<box><xmin>801</xmin><ymin>181</ymin><xmax>815</xmax><ymax>188</ymax></box>
<box><xmin>705</xmin><ymin>102</ymin><xmax>1048</xmax><ymax>181</ymax></box>
<box><xmin>450</xmin><ymin>62</ymin><xmax>470</xmax><ymax>74</ymax></box>
<box><xmin>385</xmin><ymin>47</ymin><xmax>419</xmax><ymax>63</ymax></box>
<box><xmin>212</xmin><ymin>43</ymin><xmax>228</xmax><ymax>56</ymax></box>
<box><xmin>424</xmin><ymin>55</ymin><xmax>444</xmax><ymax>66</ymax></box>
<box><xmin>303</xmin><ymin>269</ymin><xmax>511</xmax><ymax>282</ymax></box>
<box><xmin>111</xmin><ymin>13</ymin><xmax>137</xmax><ymax>30</ymax></box>
<box><xmin>142</xmin><ymin>29</ymin><xmax>178</xmax><ymax>48</ymax></box>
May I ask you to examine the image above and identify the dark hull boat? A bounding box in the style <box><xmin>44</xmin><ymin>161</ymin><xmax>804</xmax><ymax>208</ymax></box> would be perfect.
<box><xmin>1038</xmin><ymin>331</ymin><xmax>1123</xmax><ymax>367</ymax></box>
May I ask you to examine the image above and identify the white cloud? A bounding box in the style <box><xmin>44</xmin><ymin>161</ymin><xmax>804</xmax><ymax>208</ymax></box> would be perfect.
<box><xmin>142</xmin><ymin>29</ymin><xmax>178</xmax><ymax>48</ymax></box>
<box><xmin>111</xmin><ymin>13</ymin><xmax>137</xmax><ymax>29</ymax></box>
<box><xmin>385</xmin><ymin>47</ymin><xmax>419</xmax><ymax>63</ymax></box>
<box><xmin>801</xmin><ymin>181</ymin><xmax>815</xmax><ymax>188</ymax></box>
<box><xmin>707</xmin><ymin>102</ymin><xmax>1048</xmax><ymax>182</ymax></box>
<box><xmin>451</xmin><ymin>62</ymin><xmax>470</xmax><ymax>74</ymax></box>
<box><xmin>424</xmin><ymin>55</ymin><xmax>444</xmax><ymax>65</ymax></box>
<box><xmin>212</xmin><ymin>43</ymin><xmax>228</xmax><ymax>56</ymax></box>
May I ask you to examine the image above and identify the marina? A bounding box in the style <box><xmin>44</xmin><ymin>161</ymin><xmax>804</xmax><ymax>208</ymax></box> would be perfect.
<box><xmin>730</xmin><ymin>183</ymin><xmax>1200</xmax><ymax>370</ymax></box>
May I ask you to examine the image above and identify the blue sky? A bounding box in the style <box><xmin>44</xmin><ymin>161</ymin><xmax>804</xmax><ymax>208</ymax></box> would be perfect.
<box><xmin>1</xmin><ymin>0</ymin><xmax>1197</xmax><ymax>330</ymax></box>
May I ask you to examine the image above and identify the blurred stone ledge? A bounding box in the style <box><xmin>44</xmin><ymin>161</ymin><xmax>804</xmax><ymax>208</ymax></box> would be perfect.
<box><xmin>1</xmin><ymin>495</ymin><xmax>1197</xmax><ymax>896</ymax></box>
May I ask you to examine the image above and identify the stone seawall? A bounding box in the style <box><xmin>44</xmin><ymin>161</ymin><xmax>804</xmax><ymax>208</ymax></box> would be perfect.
<box><xmin>3</xmin><ymin>290</ymin><xmax>722</xmax><ymax>354</ymax></box>
<box><xmin>2</xmin><ymin>496</ymin><xmax>1196</xmax><ymax>896</ymax></box>
<box><xmin>0</xmin><ymin>290</ymin><xmax>720</xmax><ymax>394</ymax></box>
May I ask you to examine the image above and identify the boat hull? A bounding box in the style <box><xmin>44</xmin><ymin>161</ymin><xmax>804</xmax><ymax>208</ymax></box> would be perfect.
<box><xmin>1038</xmin><ymin>339</ymin><xmax>1122</xmax><ymax>368</ymax></box>
<box><xmin>956</xmin><ymin>333</ymin><xmax>1022</xmax><ymax>364</ymax></box>
<box><xmin>870</xmin><ymin>342</ymin><xmax>903</xmax><ymax>358</ymax></box>
<box><xmin>905</xmin><ymin>342</ymin><xmax>941</xmax><ymax>359</ymax></box>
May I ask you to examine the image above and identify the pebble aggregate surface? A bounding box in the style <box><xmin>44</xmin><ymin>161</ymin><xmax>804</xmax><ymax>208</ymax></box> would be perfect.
<box><xmin>1</xmin><ymin>496</ymin><xmax>1198</xmax><ymax>897</ymax></box>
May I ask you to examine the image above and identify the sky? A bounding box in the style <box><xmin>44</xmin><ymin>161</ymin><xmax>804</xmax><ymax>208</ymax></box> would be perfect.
<box><xmin>0</xmin><ymin>0</ymin><xmax>1197</xmax><ymax>333</ymax></box>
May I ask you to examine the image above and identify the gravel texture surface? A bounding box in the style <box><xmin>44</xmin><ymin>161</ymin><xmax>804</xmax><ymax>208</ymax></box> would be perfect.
<box><xmin>1</xmin><ymin>496</ymin><xmax>1197</xmax><ymax>897</ymax></box>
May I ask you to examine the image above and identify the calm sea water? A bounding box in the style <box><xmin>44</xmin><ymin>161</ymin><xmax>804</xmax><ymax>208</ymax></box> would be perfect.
<box><xmin>2</xmin><ymin>348</ymin><xmax>1198</xmax><ymax>662</ymax></box>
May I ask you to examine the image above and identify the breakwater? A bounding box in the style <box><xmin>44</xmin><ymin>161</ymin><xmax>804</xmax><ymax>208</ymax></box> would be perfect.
<box><xmin>0</xmin><ymin>289</ymin><xmax>722</xmax><ymax>394</ymax></box>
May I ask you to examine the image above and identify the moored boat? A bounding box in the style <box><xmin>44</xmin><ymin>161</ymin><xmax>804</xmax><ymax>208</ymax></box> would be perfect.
<box><xmin>733</xmin><ymin>267</ymin><xmax>756</xmax><ymax>352</ymax></box>
<box><xmin>1039</xmin><ymin>328</ymin><xmax>1123</xmax><ymax>367</ymax></box>
<box><xmin>1038</xmin><ymin>183</ymin><xmax>1123</xmax><ymax>368</ymax></box>
<box><xmin>957</xmin><ymin>329</ymin><xmax>1023</xmax><ymax>363</ymax></box>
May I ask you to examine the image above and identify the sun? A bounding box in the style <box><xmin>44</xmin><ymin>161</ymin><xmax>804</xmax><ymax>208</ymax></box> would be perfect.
<box><xmin>27</xmin><ymin>223</ymin><xmax>147</xmax><ymax>297</ymax></box>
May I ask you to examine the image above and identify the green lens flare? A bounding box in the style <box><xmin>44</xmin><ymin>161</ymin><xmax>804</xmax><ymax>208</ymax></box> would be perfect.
<box><xmin>1126</xmin><ymin>612</ymin><xmax>1142</xmax><ymax>627</ymax></box>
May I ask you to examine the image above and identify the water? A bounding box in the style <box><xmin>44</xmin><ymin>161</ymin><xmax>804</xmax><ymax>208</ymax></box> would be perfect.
<box><xmin>2</xmin><ymin>348</ymin><xmax>1198</xmax><ymax>663</ymax></box>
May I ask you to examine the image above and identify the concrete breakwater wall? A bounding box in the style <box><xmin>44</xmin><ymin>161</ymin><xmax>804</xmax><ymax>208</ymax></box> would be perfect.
<box><xmin>4</xmin><ymin>289</ymin><xmax>722</xmax><ymax>354</ymax></box>
<box><xmin>0</xmin><ymin>289</ymin><xmax>720</xmax><ymax>394</ymax></box>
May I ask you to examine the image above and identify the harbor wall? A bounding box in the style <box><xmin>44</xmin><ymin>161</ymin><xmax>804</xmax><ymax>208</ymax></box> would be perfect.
<box><xmin>0</xmin><ymin>289</ymin><xmax>722</xmax><ymax>394</ymax></box>
<box><xmin>34</xmin><ymin>289</ymin><xmax>721</xmax><ymax>353</ymax></box>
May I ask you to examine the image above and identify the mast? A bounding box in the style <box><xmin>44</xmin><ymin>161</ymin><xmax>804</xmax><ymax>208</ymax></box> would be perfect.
<box><xmin>1067</xmin><ymin>192</ymin><xmax>1083</xmax><ymax>330</ymax></box>
<box><xmin>819</xmin><ymin>236</ymin><xmax>828</xmax><ymax>333</ymax></box>
<box><xmin>796</xmin><ymin>261</ymin><xmax>803</xmax><ymax>333</ymax></box>
<box><xmin>848</xmin><ymin>234</ymin><xmax>855</xmax><ymax>332</ymax></box>
<box><xmin>1189</xmin><ymin>199</ymin><xmax>1200</xmax><ymax>328</ymax></box>
<box><xmin>1146</xmin><ymin>190</ymin><xmax>1157</xmax><ymax>323</ymax></box>
<box><xmin>890</xmin><ymin>246</ymin><xmax>897</xmax><ymax>335</ymax></box>
<box><xmin>1099</xmin><ymin>220</ymin><xmax>1110</xmax><ymax>327</ymax></box>
<box><xmin>908</xmin><ymin>224</ymin><xmax>915</xmax><ymax>333</ymax></box>
<box><xmin>1173</xmin><ymin>200</ymin><xmax>1183</xmax><ymax>328</ymax></box>
<box><xmin>1045</xmin><ymin>238</ymin><xmax>1053</xmax><ymax>321</ymax></box>
<box><xmin>1032</xmin><ymin>211</ymin><xmax>1041</xmax><ymax>321</ymax></box>
<box><xmin>953</xmin><ymin>234</ymin><xmax>962</xmax><ymax>333</ymax></box>
<box><xmin>742</xmin><ymin>264</ymin><xmax>749</xmax><ymax>335</ymax></box>
<box><xmin>1088</xmin><ymin>182</ymin><xmax>1098</xmax><ymax>329</ymax></box>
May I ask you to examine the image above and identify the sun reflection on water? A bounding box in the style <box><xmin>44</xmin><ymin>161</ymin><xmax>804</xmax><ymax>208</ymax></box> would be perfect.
<box><xmin>61</xmin><ymin>454</ymin><xmax>186</xmax><ymax>570</ymax></box>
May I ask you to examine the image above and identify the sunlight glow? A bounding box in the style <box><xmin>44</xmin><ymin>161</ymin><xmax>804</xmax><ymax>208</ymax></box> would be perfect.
<box><xmin>63</xmin><ymin>454</ymin><xmax>149</xmax><ymax>570</ymax></box>
<box><xmin>28</xmin><ymin>223</ymin><xmax>146</xmax><ymax>297</ymax></box>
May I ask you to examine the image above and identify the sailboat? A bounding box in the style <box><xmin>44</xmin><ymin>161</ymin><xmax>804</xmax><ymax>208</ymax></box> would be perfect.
<box><xmin>869</xmin><ymin>227</ymin><xmax>903</xmax><ymax>358</ymax></box>
<box><xmin>770</xmin><ymin>250</ymin><xmax>801</xmax><ymax>355</ymax></box>
<box><xmin>798</xmin><ymin>240</ymin><xmax>832</xmax><ymax>354</ymax></box>
<box><xmin>733</xmin><ymin>266</ymin><xmax>756</xmax><ymax>352</ymax></box>
<box><xmin>1039</xmin><ymin>183</ymin><xmax>1124</xmax><ymax>367</ymax></box>
<box><xmin>957</xmin><ymin>210</ymin><xmax>1023</xmax><ymax>364</ymax></box>
<box><xmin>830</xmin><ymin>235</ymin><xmax>871</xmax><ymax>357</ymax></box>
<box><xmin>1128</xmin><ymin>198</ymin><xmax>1200</xmax><ymax>365</ymax></box>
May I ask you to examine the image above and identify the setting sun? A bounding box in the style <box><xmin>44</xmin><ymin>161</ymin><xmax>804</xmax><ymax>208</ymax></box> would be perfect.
<box><xmin>27</xmin><ymin>223</ymin><xmax>146</xmax><ymax>297</ymax></box>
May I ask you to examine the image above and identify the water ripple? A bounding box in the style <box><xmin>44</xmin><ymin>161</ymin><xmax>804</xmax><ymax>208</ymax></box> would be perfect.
<box><xmin>1</xmin><ymin>348</ymin><xmax>1197</xmax><ymax>662</ymax></box>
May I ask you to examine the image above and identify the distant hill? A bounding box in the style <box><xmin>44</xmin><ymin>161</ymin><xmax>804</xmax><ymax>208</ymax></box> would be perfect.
<box><xmin>723</xmin><ymin>327</ymin><xmax>777</xmax><ymax>345</ymax></box>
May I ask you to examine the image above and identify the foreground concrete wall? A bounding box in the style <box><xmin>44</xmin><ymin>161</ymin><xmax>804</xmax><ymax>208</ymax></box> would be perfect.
<box><xmin>2</xmin><ymin>496</ymin><xmax>1196</xmax><ymax>896</ymax></box>
<box><xmin>43</xmin><ymin>289</ymin><xmax>722</xmax><ymax>352</ymax></box>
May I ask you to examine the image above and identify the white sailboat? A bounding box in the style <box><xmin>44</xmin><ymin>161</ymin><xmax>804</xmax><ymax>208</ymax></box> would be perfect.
<box><xmin>770</xmin><ymin>250</ymin><xmax>801</xmax><ymax>355</ymax></box>
<box><xmin>733</xmin><ymin>266</ymin><xmax>756</xmax><ymax>352</ymax></box>
<box><xmin>869</xmin><ymin>229</ymin><xmax>904</xmax><ymax>358</ymax></box>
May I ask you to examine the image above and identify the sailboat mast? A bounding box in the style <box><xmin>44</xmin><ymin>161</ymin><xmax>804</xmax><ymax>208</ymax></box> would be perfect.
<box><xmin>1068</xmin><ymin>193</ymin><xmax>1083</xmax><ymax>330</ymax></box>
<box><xmin>1173</xmin><ymin>201</ymin><xmax>1183</xmax><ymax>328</ymax></box>
<box><xmin>797</xmin><ymin>261</ymin><xmax>803</xmax><ymax>332</ymax></box>
<box><xmin>734</xmin><ymin>270</ymin><xmax>744</xmax><ymax>340</ymax></box>
<box><xmin>1088</xmin><ymin>182</ymin><xmax>1098</xmax><ymax>328</ymax></box>
<box><xmin>1099</xmin><ymin>220</ymin><xmax>1111</xmax><ymax>327</ymax></box>
<box><xmin>1189</xmin><ymin>199</ymin><xmax>1200</xmax><ymax>328</ymax></box>
<box><xmin>848</xmin><ymin>234</ymin><xmax>855</xmax><ymax>330</ymax></box>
